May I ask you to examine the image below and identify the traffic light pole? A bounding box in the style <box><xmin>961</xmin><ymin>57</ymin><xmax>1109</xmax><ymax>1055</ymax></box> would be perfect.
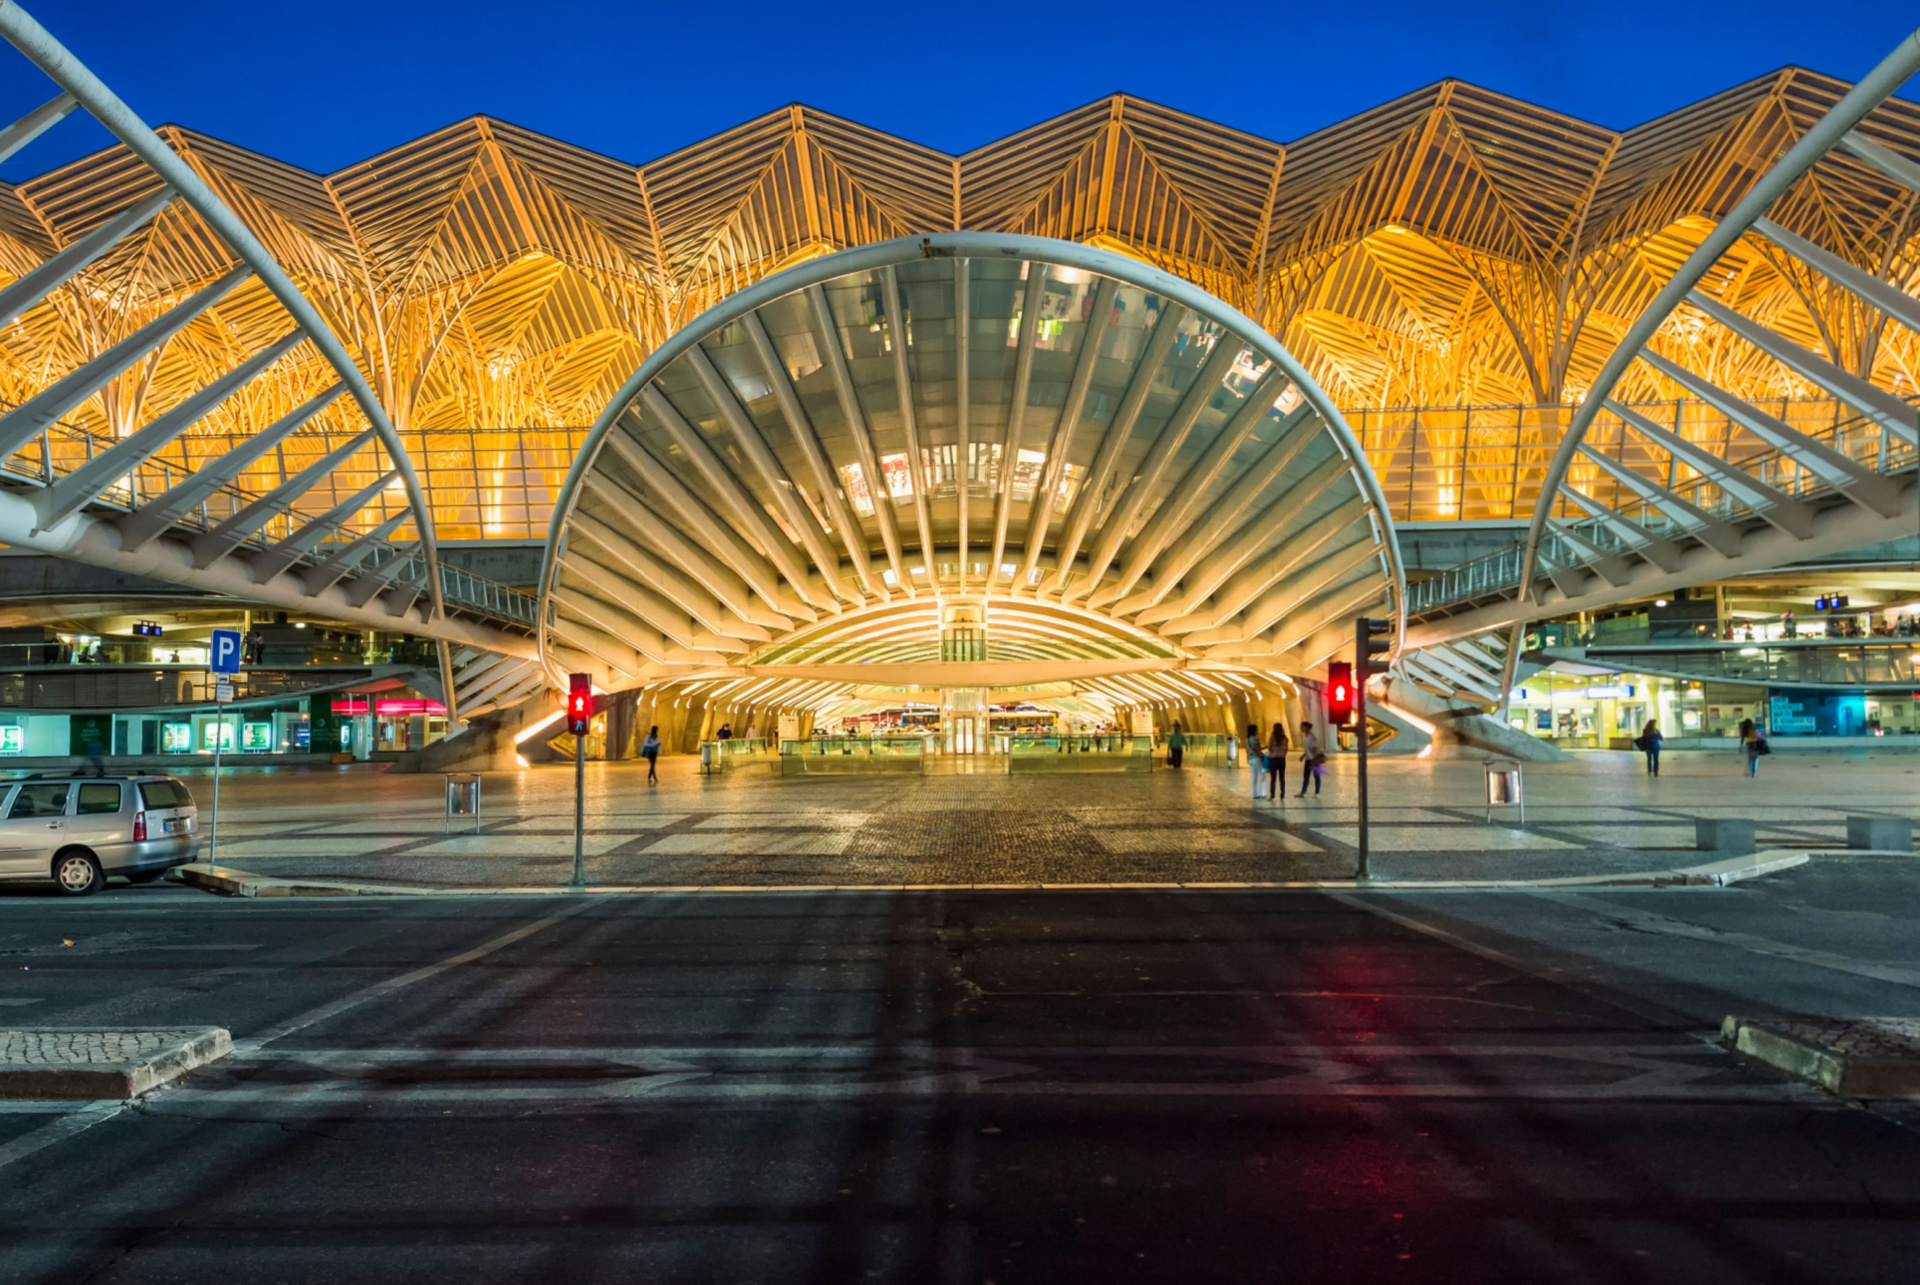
<box><xmin>572</xmin><ymin>731</ymin><xmax>585</xmax><ymax>889</ymax></box>
<box><xmin>1354</xmin><ymin>617</ymin><xmax>1392</xmax><ymax>883</ymax></box>
<box><xmin>1356</xmin><ymin>682</ymin><xmax>1370</xmax><ymax>882</ymax></box>
<box><xmin>568</xmin><ymin>672</ymin><xmax>590</xmax><ymax>890</ymax></box>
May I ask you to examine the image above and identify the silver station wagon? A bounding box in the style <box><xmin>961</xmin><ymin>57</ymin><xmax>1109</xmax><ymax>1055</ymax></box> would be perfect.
<box><xmin>0</xmin><ymin>774</ymin><xmax>200</xmax><ymax>895</ymax></box>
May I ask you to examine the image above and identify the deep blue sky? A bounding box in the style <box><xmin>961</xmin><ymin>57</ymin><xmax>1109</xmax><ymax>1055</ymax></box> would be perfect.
<box><xmin>4</xmin><ymin>0</ymin><xmax>1919</xmax><ymax>179</ymax></box>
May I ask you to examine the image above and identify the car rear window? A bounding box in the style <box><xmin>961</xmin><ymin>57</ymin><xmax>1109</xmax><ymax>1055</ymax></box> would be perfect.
<box><xmin>8</xmin><ymin>783</ymin><xmax>70</xmax><ymax>818</ymax></box>
<box><xmin>139</xmin><ymin>779</ymin><xmax>194</xmax><ymax>810</ymax></box>
<box><xmin>76</xmin><ymin>783</ymin><xmax>123</xmax><ymax>815</ymax></box>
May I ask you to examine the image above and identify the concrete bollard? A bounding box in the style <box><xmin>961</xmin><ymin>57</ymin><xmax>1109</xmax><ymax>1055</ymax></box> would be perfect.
<box><xmin>1696</xmin><ymin>818</ymin><xmax>1756</xmax><ymax>856</ymax></box>
<box><xmin>1846</xmin><ymin>816</ymin><xmax>1914</xmax><ymax>853</ymax></box>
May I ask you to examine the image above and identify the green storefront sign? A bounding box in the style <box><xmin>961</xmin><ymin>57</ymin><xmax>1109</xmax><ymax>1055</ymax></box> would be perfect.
<box><xmin>307</xmin><ymin>693</ymin><xmax>336</xmax><ymax>753</ymax></box>
<box><xmin>70</xmin><ymin>713</ymin><xmax>111</xmax><ymax>757</ymax></box>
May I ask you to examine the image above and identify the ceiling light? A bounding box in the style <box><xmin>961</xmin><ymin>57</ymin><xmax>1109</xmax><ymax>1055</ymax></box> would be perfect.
<box><xmin>1654</xmin><ymin>599</ymin><xmax>1669</xmax><ymax>607</ymax></box>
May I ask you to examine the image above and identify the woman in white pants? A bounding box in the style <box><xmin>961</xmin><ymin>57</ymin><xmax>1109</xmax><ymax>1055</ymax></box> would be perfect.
<box><xmin>1244</xmin><ymin>724</ymin><xmax>1265</xmax><ymax>799</ymax></box>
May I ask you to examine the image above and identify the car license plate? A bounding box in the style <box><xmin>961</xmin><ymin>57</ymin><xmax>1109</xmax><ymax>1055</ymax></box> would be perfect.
<box><xmin>164</xmin><ymin>819</ymin><xmax>178</xmax><ymax>833</ymax></box>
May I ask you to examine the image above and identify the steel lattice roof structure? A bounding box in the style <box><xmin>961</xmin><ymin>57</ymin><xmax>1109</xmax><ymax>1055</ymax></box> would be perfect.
<box><xmin>7</xmin><ymin>70</ymin><xmax>1920</xmax><ymax>492</ymax></box>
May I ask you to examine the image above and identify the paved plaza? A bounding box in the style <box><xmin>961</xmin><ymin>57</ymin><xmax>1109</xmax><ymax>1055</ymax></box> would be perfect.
<box><xmin>170</xmin><ymin>750</ymin><xmax>1920</xmax><ymax>890</ymax></box>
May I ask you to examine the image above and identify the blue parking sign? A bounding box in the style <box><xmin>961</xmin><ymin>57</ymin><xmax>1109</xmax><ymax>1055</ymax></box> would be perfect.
<box><xmin>210</xmin><ymin>628</ymin><xmax>242</xmax><ymax>674</ymax></box>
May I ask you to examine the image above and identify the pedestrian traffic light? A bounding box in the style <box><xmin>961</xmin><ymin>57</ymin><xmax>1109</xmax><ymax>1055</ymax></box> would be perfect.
<box><xmin>567</xmin><ymin>672</ymin><xmax>592</xmax><ymax>736</ymax></box>
<box><xmin>1357</xmin><ymin>616</ymin><xmax>1392</xmax><ymax>681</ymax></box>
<box><xmin>1326</xmin><ymin>661</ymin><xmax>1354</xmax><ymax>727</ymax></box>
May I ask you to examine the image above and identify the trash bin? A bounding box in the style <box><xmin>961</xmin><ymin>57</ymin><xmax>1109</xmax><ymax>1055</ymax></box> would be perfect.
<box><xmin>1484</xmin><ymin>760</ymin><xmax>1523</xmax><ymax>823</ymax></box>
<box><xmin>445</xmin><ymin>772</ymin><xmax>482</xmax><ymax>833</ymax></box>
<box><xmin>699</xmin><ymin>741</ymin><xmax>716</xmax><ymax>774</ymax></box>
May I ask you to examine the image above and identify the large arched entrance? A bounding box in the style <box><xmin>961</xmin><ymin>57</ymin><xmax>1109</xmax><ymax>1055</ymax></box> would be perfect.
<box><xmin>538</xmin><ymin>233</ymin><xmax>1405</xmax><ymax>752</ymax></box>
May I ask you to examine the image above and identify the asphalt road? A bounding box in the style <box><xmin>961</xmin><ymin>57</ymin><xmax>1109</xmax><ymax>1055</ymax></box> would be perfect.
<box><xmin>2</xmin><ymin>868</ymin><xmax>1918</xmax><ymax>1283</ymax></box>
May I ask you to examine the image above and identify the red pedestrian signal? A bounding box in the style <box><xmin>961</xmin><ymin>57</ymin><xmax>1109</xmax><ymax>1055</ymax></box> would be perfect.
<box><xmin>1326</xmin><ymin>660</ymin><xmax>1355</xmax><ymax>727</ymax></box>
<box><xmin>567</xmin><ymin>672</ymin><xmax>592</xmax><ymax>736</ymax></box>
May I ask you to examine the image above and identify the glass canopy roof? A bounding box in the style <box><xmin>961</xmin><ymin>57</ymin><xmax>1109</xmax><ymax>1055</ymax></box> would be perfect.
<box><xmin>539</xmin><ymin>233</ymin><xmax>1403</xmax><ymax>696</ymax></box>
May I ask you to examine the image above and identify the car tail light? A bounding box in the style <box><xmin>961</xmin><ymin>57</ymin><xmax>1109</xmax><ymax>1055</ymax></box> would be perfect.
<box><xmin>133</xmin><ymin>812</ymin><xmax>147</xmax><ymax>843</ymax></box>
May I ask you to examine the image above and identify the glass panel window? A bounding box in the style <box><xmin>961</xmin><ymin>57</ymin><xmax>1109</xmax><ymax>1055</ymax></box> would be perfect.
<box><xmin>8</xmin><ymin>784</ymin><xmax>69</xmax><ymax>819</ymax></box>
<box><xmin>839</xmin><ymin>463</ymin><xmax>874</xmax><ymax>516</ymax></box>
<box><xmin>879</xmin><ymin>453</ymin><xmax>914</xmax><ymax>503</ymax></box>
<box><xmin>1011</xmin><ymin>449</ymin><xmax>1046</xmax><ymax>501</ymax></box>
<box><xmin>76</xmin><ymin>783</ymin><xmax>123</xmax><ymax>815</ymax></box>
<box><xmin>140</xmin><ymin>780</ymin><xmax>194</xmax><ymax>810</ymax></box>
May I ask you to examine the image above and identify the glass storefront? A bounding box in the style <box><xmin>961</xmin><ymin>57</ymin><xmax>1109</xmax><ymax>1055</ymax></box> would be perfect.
<box><xmin>1507</xmin><ymin>668</ymin><xmax>1919</xmax><ymax>745</ymax></box>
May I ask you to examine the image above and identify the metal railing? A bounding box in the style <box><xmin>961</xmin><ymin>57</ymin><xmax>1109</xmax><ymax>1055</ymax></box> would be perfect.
<box><xmin>0</xmin><ymin>405</ymin><xmax>538</xmax><ymax>628</ymax></box>
<box><xmin>1407</xmin><ymin>398</ymin><xmax>1920</xmax><ymax>615</ymax></box>
<box><xmin>1575</xmin><ymin>641</ymin><xmax>1920</xmax><ymax>688</ymax></box>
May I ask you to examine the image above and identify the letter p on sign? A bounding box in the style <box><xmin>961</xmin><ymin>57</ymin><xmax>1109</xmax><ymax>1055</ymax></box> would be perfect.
<box><xmin>210</xmin><ymin>628</ymin><xmax>242</xmax><ymax>675</ymax></box>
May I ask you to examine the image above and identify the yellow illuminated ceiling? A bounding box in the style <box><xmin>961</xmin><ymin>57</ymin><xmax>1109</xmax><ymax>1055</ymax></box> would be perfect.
<box><xmin>4</xmin><ymin>68</ymin><xmax>1920</xmax><ymax>517</ymax></box>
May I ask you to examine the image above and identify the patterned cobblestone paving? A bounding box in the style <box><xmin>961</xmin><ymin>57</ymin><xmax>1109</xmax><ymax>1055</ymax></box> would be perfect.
<box><xmin>1</xmin><ymin>1030</ymin><xmax>198</xmax><ymax>1066</ymax></box>
<box><xmin>153</xmin><ymin>749</ymin><xmax>1920</xmax><ymax>889</ymax></box>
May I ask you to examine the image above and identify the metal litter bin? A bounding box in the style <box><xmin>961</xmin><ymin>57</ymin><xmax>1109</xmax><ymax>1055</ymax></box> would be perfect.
<box><xmin>445</xmin><ymin>772</ymin><xmax>482</xmax><ymax>833</ymax></box>
<box><xmin>1483</xmin><ymin>760</ymin><xmax>1523</xmax><ymax>823</ymax></box>
<box><xmin>699</xmin><ymin>741</ymin><xmax>716</xmax><ymax>774</ymax></box>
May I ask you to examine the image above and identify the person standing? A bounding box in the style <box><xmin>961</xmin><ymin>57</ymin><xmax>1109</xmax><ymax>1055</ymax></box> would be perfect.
<box><xmin>1244</xmin><ymin>723</ymin><xmax>1264</xmax><ymax>800</ymax></box>
<box><xmin>1639</xmin><ymin>719</ymin><xmax>1663</xmax><ymax>777</ymax></box>
<box><xmin>716</xmin><ymin>723</ymin><xmax>733</xmax><ymax>741</ymax></box>
<box><xmin>1738</xmin><ymin>717</ymin><xmax>1765</xmax><ymax>778</ymax></box>
<box><xmin>1167</xmin><ymin>722</ymin><xmax>1187</xmax><ymax>769</ymax></box>
<box><xmin>1297</xmin><ymin>721</ymin><xmax>1323</xmax><ymax>797</ymax></box>
<box><xmin>1266</xmin><ymin>722</ymin><xmax>1290</xmax><ymax>800</ymax></box>
<box><xmin>641</xmin><ymin>725</ymin><xmax>661</xmax><ymax>785</ymax></box>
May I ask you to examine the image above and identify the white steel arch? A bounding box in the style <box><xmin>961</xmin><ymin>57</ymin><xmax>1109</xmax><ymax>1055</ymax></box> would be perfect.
<box><xmin>1399</xmin><ymin>31</ymin><xmax>1920</xmax><ymax>699</ymax></box>
<box><xmin>0</xmin><ymin>4</ymin><xmax>535</xmax><ymax>669</ymax></box>
<box><xmin>540</xmin><ymin>233</ymin><xmax>1406</xmax><ymax>695</ymax></box>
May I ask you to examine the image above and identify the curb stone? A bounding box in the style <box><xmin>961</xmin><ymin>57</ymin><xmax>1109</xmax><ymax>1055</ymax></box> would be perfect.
<box><xmin>169</xmin><ymin>851</ymin><xmax>1811</xmax><ymax>899</ymax></box>
<box><xmin>1722</xmin><ymin>1015</ymin><xmax>1920</xmax><ymax>1097</ymax></box>
<box><xmin>0</xmin><ymin>1027</ymin><xmax>233</xmax><ymax>1100</ymax></box>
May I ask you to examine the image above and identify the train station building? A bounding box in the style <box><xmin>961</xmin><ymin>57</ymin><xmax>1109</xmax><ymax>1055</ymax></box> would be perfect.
<box><xmin>0</xmin><ymin>6</ymin><xmax>1916</xmax><ymax>774</ymax></box>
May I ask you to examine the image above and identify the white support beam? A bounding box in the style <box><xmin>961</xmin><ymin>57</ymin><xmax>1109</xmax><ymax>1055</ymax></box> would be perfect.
<box><xmin>1015</xmin><ymin>276</ymin><xmax>1119</xmax><ymax>592</ymax></box>
<box><xmin>0</xmin><ymin>88</ymin><xmax>75</xmax><ymax>162</ymax></box>
<box><xmin>1047</xmin><ymin>303</ymin><xmax>1185</xmax><ymax>598</ymax></box>
<box><xmin>0</xmin><ymin>265</ymin><xmax>250</xmax><ymax>458</ymax></box>
<box><xmin>0</xmin><ymin>186</ymin><xmax>173</xmax><ymax>328</ymax></box>
<box><xmin>595</xmin><ymin>427</ymin><xmax>812</xmax><ymax>624</ymax></box>
<box><xmin>0</xmin><ymin>484</ymin><xmax>527</xmax><ymax>653</ymax></box>
<box><xmin>190</xmin><ymin>428</ymin><xmax>377</xmax><ymax>567</ymax></box>
<box><xmin>1637</xmin><ymin>351</ymin><xmax>1904</xmax><ymax>516</ymax></box>
<box><xmin>882</xmin><ymin>264</ymin><xmax>940</xmax><ymax>589</ymax></box>
<box><xmin>684</xmin><ymin>341</ymin><xmax>858</xmax><ymax>607</ymax></box>
<box><xmin>1685</xmin><ymin>289</ymin><xmax>1918</xmax><ymax>444</ymax></box>
<box><xmin>807</xmin><ymin>283</ymin><xmax>910</xmax><ymax>594</ymax></box>
<box><xmin>1555</xmin><ymin>485</ymin><xmax>1686</xmax><ymax>572</ymax></box>
<box><xmin>34</xmin><ymin>327</ymin><xmax>307</xmax><ymax>530</ymax></box>
<box><xmin>987</xmin><ymin>264</ymin><xmax>1050</xmax><ymax>592</ymax></box>
<box><xmin>1093</xmin><ymin>365</ymin><xmax>1291</xmax><ymax>608</ymax></box>
<box><xmin>1605</xmin><ymin>399</ymin><xmax>1817</xmax><ymax>538</ymax></box>
<box><xmin>742</xmin><ymin>310</ymin><xmax>880</xmax><ymax>598</ymax></box>
<box><xmin>247</xmin><ymin>470</ymin><xmax>397</xmax><ymax>584</ymax></box>
<box><xmin>1570</xmin><ymin>443</ymin><xmax>1746</xmax><ymax>557</ymax></box>
<box><xmin>1072</xmin><ymin>334</ymin><xmax>1244</xmax><ymax>603</ymax></box>
<box><xmin>637</xmin><ymin>383</ymin><xmax>829</xmax><ymax>609</ymax></box>
<box><xmin>118</xmin><ymin>382</ymin><xmax>345</xmax><ymax>551</ymax></box>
